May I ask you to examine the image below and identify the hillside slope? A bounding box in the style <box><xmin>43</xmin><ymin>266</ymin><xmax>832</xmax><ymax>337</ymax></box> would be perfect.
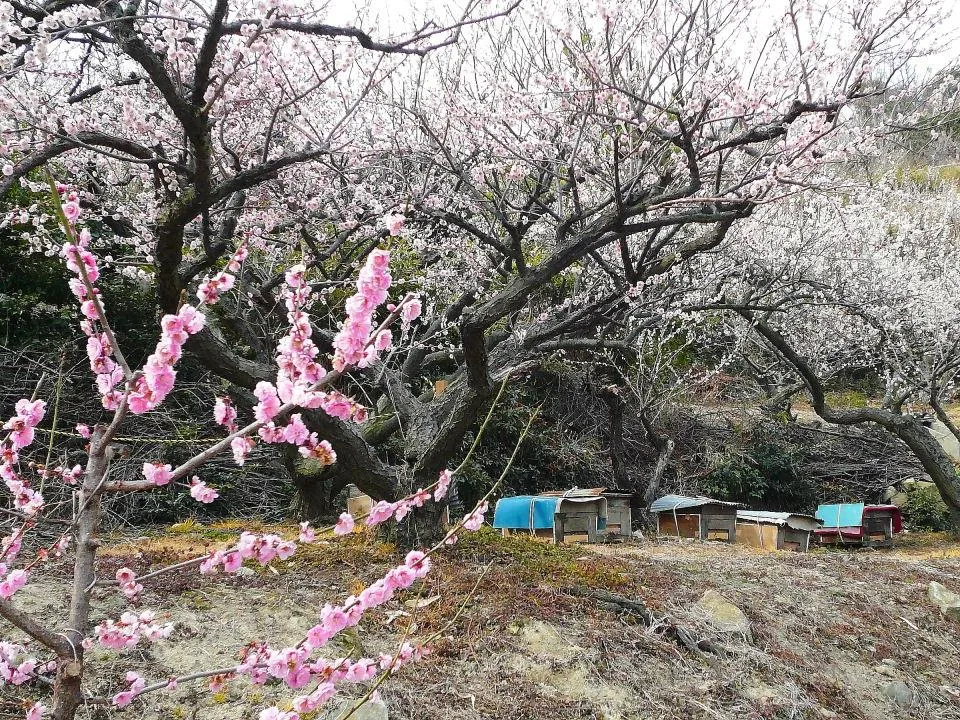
<box><xmin>3</xmin><ymin>527</ymin><xmax>959</xmax><ymax>720</ymax></box>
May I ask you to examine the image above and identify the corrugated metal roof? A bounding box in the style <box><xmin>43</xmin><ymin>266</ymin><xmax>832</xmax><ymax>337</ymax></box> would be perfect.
<box><xmin>737</xmin><ymin>510</ymin><xmax>821</xmax><ymax>531</ymax></box>
<box><xmin>649</xmin><ymin>494</ymin><xmax>740</xmax><ymax>513</ymax></box>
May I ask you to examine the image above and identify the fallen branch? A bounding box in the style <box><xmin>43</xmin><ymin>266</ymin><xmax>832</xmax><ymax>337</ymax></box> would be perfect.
<box><xmin>562</xmin><ymin>586</ymin><xmax>717</xmax><ymax>655</ymax></box>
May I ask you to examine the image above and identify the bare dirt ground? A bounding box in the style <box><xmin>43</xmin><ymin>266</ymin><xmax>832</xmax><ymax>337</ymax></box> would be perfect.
<box><xmin>3</xmin><ymin>524</ymin><xmax>960</xmax><ymax>720</ymax></box>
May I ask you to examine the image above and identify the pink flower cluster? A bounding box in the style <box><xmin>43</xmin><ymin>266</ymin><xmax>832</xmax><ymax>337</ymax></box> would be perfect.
<box><xmin>329</xmin><ymin>467</ymin><xmax>460</xmax><ymax>538</ymax></box>
<box><xmin>275</xmin><ymin>263</ymin><xmax>327</xmax><ymax>395</ymax></box>
<box><xmin>384</xmin><ymin>211</ymin><xmax>405</xmax><ymax>236</ymax></box>
<box><xmin>259</xmin><ymin>708</ymin><xmax>298</xmax><ymax>720</ymax></box>
<box><xmin>126</xmin><ymin>306</ymin><xmax>205</xmax><ymax>414</ymax></box>
<box><xmin>116</xmin><ymin>567</ymin><xmax>143</xmax><ymax>601</ymax></box>
<box><xmin>0</xmin><ymin>567</ymin><xmax>28</xmax><ymax>599</ymax></box>
<box><xmin>1</xmin><ymin>641</ymin><xmax>53</xmax><ymax>687</ymax></box>
<box><xmin>215</xmin><ymin>253</ymin><xmax>398</xmax><ymax>471</ymax></box>
<box><xmin>435</xmin><ymin>469</ymin><xmax>453</xmax><ymax>500</ymax></box>
<box><xmin>301</xmin><ymin>551</ymin><xmax>431</xmax><ymax>653</ymax></box>
<box><xmin>142</xmin><ymin>462</ymin><xmax>172</xmax><ymax>486</ymax></box>
<box><xmin>64</xmin><ymin>217</ymin><xmax>206</xmax><ymax>412</ymax></box>
<box><xmin>3</xmin><ymin>399</ymin><xmax>45</xmax><ymax>450</ymax></box>
<box><xmin>196</xmin><ymin>271</ymin><xmax>236</xmax><ymax>304</ymax></box>
<box><xmin>252</xmin><ymin>641</ymin><xmax>426</xmax><ymax>719</ymax></box>
<box><xmin>231</xmin><ymin>435</ymin><xmax>255</xmax><ymax>465</ymax></box>
<box><xmin>232</xmin><ymin>552</ymin><xmax>431</xmax><ymax>717</ymax></box>
<box><xmin>199</xmin><ymin>532</ymin><xmax>296</xmax><ymax>574</ymax></box>
<box><xmin>60</xmin><ymin>226</ymin><xmax>116</xmax><ymax>398</ymax></box>
<box><xmin>387</xmin><ymin>295</ymin><xmax>423</xmax><ymax>330</ymax></box>
<box><xmin>61</xmin><ymin>190</ymin><xmax>81</xmax><ymax>224</ymax></box>
<box><xmin>227</xmin><ymin>243</ymin><xmax>248</xmax><ymax>272</ymax></box>
<box><xmin>1</xmin><ymin>527</ymin><xmax>24</xmax><ymax>563</ymax></box>
<box><xmin>462</xmin><ymin>501</ymin><xmax>488</xmax><ymax>531</ymax></box>
<box><xmin>53</xmin><ymin>464</ymin><xmax>84</xmax><ymax>486</ymax></box>
<box><xmin>379</xmin><ymin>641</ymin><xmax>429</xmax><ymax>673</ymax></box>
<box><xmin>96</xmin><ymin>476</ymin><xmax>459</xmax><ymax>713</ymax></box>
<box><xmin>85</xmin><ymin>331</ymin><xmax>122</xmax><ymax>406</ymax></box>
<box><xmin>95</xmin><ymin>610</ymin><xmax>173</xmax><ymax>650</ymax></box>
<box><xmin>298</xmin><ymin>521</ymin><xmax>316</xmax><ymax>543</ymax></box>
<box><xmin>197</xmin><ymin>243</ymin><xmax>247</xmax><ymax>304</ymax></box>
<box><xmin>365</xmin><ymin>487</ymin><xmax>431</xmax><ymax>528</ymax></box>
<box><xmin>402</xmin><ymin>296</ymin><xmax>422</xmax><ymax>327</ymax></box>
<box><xmin>213</xmin><ymin>396</ymin><xmax>237</xmax><ymax>432</ymax></box>
<box><xmin>284</xmin><ymin>647</ymin><xmax>422</xmax><ymax>713</ymax></box>
<box><xmin>357</xmin><ymin>466</ymin><xmax>459</xmax><ymax>530</ymax></box>
<box><xmin>299</xmin><ymin>437</ymin><xmax>336</xmax><ymax>466</ymax></box>
<box><xmin>332</xmin><ymin>249</ymin><xmax>392</xmax><ymax>372</ymax></box>
<box><xmin>2</xmin><ymin>401</ymin><xmax>46</xmax><ymax>519</ymax></box>
<box><xmin>189</xmin><ymin>476</ymin><xmax>219</xmax><ymax>504</ymax></box>
<box><xmin>60</xmin><ymin>228</ymin><xmax>103</xmax><ymax>321</ymax></box>
<box><xmin>333</xmin><ymin>512</ymin><xmax>354</xmax><ymax>536</ymax></box>
<box><xmin>112</xmin><ymin>671</ymin><xmax>146</xmax><ymax>707</ymax></box>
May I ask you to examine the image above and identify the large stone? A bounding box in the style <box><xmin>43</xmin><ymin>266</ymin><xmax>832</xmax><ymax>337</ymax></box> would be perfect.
<box><xmin>882</xmin><ymin>680</ymin><xmax>915</xmax><ymax>708</ymax></box>
<box><xmin>326</xmin><ymin>698</ymin><xmax>389</xmax><ymax>720</ymax></box>
<box><xmin>694</xmin><ymin>589</ymin><xmax>752</xmax><ymax>641</ymax></box>
<box><xmin>927</xmin><ymin>581</ymin><xmax>960</xmax><ymax>621</ymax></box>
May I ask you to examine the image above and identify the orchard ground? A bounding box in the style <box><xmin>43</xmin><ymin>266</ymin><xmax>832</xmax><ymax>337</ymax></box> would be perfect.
<box><xmin>3</xmin><ymin>526</ymin><xmax>959</xmax><ymax>720</ymax></box>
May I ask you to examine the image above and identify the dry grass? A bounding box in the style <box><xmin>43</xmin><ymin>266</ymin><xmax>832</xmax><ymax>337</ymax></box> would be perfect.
<box><xmin>3</xmin><ymin>526</ymin><xmax>960</xmax><ymax>720</ymax></box>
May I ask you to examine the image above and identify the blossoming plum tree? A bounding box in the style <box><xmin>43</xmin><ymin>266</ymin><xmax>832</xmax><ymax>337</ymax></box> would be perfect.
<box><xmin>364</xmin><ymin>0</ymin><xmax>948</xmax><ymax>533</ymax></box>
<box><xmin>0</xmin><ymin>187</ymin><xmax>506</xmax><ymax>720</ymax></box>
<box><xmin>1</xmin><ymin>0</ymin><xmax>946</xmax><ymax>534</ymax></box>
<box><xmin>1</xmin><ymin>0</ymin><xmax>958</xmax><ymax>715</ymax></box>
<box><xmin>713</xmin><ymin>171</ymin><xmax>960</xmax><ymax>528</ymax></box>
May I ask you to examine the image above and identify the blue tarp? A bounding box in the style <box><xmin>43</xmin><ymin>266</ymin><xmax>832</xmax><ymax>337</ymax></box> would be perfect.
<box><xmin>493</xmin><ymin>496</ymin><xmax>558</xmax><ymax>530</ymax></box>
<box><xmin>816</xmin><ymin>503</ymin><xmax>865</xmax><ymax>528</ymax></box>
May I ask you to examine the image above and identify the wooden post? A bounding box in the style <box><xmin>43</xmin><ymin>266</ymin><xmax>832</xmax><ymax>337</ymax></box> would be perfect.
<box><xmin>554</xmin><ymin>512</ymin><xmax>566</xmax><ymax>544</ymax></box>
<box><xmin>586</xmin><ymin>515</ymin><xmax>598</xmax><ymax>543</ymax></box>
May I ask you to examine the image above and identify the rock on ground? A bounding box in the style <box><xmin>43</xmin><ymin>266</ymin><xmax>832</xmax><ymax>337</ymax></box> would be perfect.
<box><xmin>694</xmin><ymin>588</ymin><xmax>752</xmax><ymax>641</ymax></box>
<box><xmin>928</xmin><ymin>580</ymin><xmax>960</xmax><ymax>621</ymax></box>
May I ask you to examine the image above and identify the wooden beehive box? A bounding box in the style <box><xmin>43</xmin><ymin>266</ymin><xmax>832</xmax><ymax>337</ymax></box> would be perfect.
<box><xmin>736</xmin><ymin>511</ymin><xmax>820</xmax><ymax>552</ymax></box>
<box><xmin>651</xmin><ymin>494</ymin><xmax>739</xmax><ymax>542</ymax></box>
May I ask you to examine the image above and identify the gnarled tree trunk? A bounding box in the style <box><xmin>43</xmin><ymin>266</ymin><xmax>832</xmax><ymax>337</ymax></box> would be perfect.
<box><xmin>745</xmin><ymin>312</ymin><xmax>960</xmax><ymax>536</ymax></box>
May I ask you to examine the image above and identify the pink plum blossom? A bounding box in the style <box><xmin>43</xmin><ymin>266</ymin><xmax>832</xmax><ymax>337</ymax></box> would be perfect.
<box><xmin>402</xmin><ymin>297</ymin><xmax>422</xmax><ymax>326</ymax></box>
<box><xmin>434</xmin><ymin>469</ymin><xmax>453</xmax><ymax>500</ymax></box>
<box><xmin>462</xmin><ymin>501</ymin><xmax>488</xmax><ymax>532</ymax></box>
<box><xmin>333</xmin><ymin>512</ymin><xmax>355</xmax><ymax>536</ymax></box>
<box><xmin>61</xmin><ymin>200</ymin><xmax>80</xmax><ymax>223</ymax></box>
<box><xmin>384</xmin><ymin>212</ymin><xmax>405</xmax><ymax>236</ymax></box>
<box><xmin>189</xmin><ymin>477</ymin><xmax>219</xmax><ymax>504</ymax></box>
<box><xmin>142</xmin><ymin>462</ymin><xmax>172</xmax><ymax>486</ymax></box>
<box><xmin>298</xmin><ymin>522</ymin><xmax>316</xmax><ymax>543</ymax></box>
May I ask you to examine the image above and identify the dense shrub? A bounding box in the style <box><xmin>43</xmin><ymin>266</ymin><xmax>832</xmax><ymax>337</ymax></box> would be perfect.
<box><xmin>901</xmin><ymin>482</ymin><xmax>953</xmax><ymax>531</ymax></box>
<box><xmin>1</xmin><ymin>185</ymin><xmax>157</xmax><ymax>355</ymax></box>
<box><xmin>701</xmin><ymin>440</ymin><xmax>818</xmax><ymax>512</ymax></box>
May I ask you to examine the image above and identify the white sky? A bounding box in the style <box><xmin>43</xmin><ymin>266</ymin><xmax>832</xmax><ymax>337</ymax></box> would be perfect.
<box><xmin>323</xmin><ymin>0</ymin><xmax>960</xmax><ymax>77</ymax></box>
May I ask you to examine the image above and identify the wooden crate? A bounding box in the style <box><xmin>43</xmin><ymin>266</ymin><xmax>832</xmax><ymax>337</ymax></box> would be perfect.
<box><xmin>655</xmin><ymin>504</ymin><xmax>737</xmax><ymax>543</ymax></box>
<box><xmin>603</xmin><ymin>493</ymin><xmax>633</xmax><ymax>537</ymax></box>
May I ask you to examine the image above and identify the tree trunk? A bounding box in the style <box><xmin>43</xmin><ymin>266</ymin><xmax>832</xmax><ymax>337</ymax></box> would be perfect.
<box><xmin>53</xmin><ymin>426</ymin><xmax>108</xmax><ymax>720</ymax></box>
<box><xmin>283</xmin><ymin>443</ymin><xmax>332</xmax><ymax>519</ymax></box>
<box><xmin>399</xmin><ymin>501</ymin><xmax>449</xmax><ymax>548</ymax></box>
<box><xmin>602</xmin><ymin>389</ymin><xmax>629</xmax><ymax>489</ymax></box>
<box><xmin>886</xmin><ymin>418</ymin><xmax>960</xmax><ymax>537</ymax></box>
<box><xmin>291</xmin><ymin>408</ymin><xmax>397</xmax><ymax>520</ymax></box>
<box><xmin>949</xmin><ymin>505</ymin><xmax>960</xmax><ymax>537</ymax></box>
<box><xmin>638</xmin><ymin>410</ymin><xmax>674</xmax><ymax>529</ymax></box>
<box><xmin>643</xmin><ymin>437</ymin><xmax>675</xmax><ymax>509</ymax></box>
